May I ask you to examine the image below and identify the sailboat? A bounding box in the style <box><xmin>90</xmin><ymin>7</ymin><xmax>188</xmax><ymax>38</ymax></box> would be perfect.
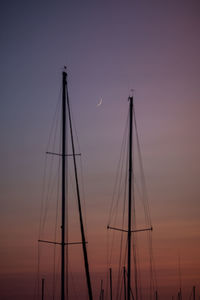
<box><xmin>38</xmin><ymin>68</ymin><xmax>93</xmax><ymax>300</ymax></box>
<box><xmin>107</xmin><ymin>95</ymin><xmax>155</xmax><ymax>300</ymax></box>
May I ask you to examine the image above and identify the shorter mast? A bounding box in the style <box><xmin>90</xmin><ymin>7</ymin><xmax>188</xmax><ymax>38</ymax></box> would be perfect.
<box><xmin>127</xmin><ymin>96</ymin><xmax>133</xmax><ymax>300</ymax></box>
<box><xmin>107</xmin><ymin>94</ymin><xmax>153</xmax><ymax>300</ymax></box>
<box><xmin>61</xmin><ymin>70</ymin><xmax>67</xmax><ymax>300</ymax></box>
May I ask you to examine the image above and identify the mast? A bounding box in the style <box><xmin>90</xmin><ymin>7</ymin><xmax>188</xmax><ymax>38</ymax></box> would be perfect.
<box><xmin>193</xmin><ymin>286</ymin><xmax>196</xmax><ymax>300</ymax></box>
<box><xmin>127</xmin><ymin>96</ymin><xmax>133</xmax><ymax>300</ymax></box>
<box><xmin>66</xmin><ymin>72</ymin><xmax>93</xmax><ymax>300</ymax></box>
<box><xmin>61</xmin><ymin>70</ymin><xmax>67</xmax><ymax>300</ymax></box>
<box><xmin>39</xmin><ymin>69</ymin><xmax>93</xmax><ymax>299</ymax></box>
<box><xmin>109</xmin><ymin>268</ymin><xmax>113</xmax><ymax>300</ymax></box>
<box><xmin>155</xmin><ymin>290</ymin><xmax>158</xmax><ymax>300</ymax></box>
<box><xmin>107</xmin><ymin>94</ymin><xmax>152</xmax><ymax>300</ymax></box>
<box><xmin>42</xmin><ymin>278</ymin><xmax>45</xmax><ymax>300</ymax></box>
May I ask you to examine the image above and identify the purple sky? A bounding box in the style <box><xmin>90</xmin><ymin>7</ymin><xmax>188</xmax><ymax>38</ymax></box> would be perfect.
<box><xmin>0</xmin><ymin>1</ymin><xmax>200</xmax><ymax>299</ymax></box>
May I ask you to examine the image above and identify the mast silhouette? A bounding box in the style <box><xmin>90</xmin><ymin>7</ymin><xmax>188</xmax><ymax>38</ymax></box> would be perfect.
<box><xmin>42</xmin><ymin>278</ymin><xmax>45</xmax><ymax>300</ymax></box>
<box><xmin>107</xmin><ymin>94</ymin><xmax>152</xmax><ymax>299</ymax></box>
<box><xmin>127</xmin><ymin>95</ymin><xmax>133</xmax><ymax>300</ymax></box>
<box><xmin>39</xmin><ymin>69</ymin><xmax>93</xmax><ymax>299</ymax></box>
<box><xmin>65</xmin><ymin>71</ymin><xmax>93</xmax><ymax>300</ymax></box>
<box><xmin>109</xmin><ymin>268</ymin><xmax>113</xmax><ymax>300</ymax></box>
<box><xmin>61</xmin><ymin>70</ymin><xmax>67</xmax><ymax>300</ymax></box>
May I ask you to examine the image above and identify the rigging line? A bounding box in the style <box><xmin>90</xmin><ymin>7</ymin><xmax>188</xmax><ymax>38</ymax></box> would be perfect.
<box><xmin>111</xmin><ymin>115</ymin><xmax>129</xmax><ymax>226</ymax></box>
<box><xmin>116</xmin><ymin>143</ymin><xmax>129</xmax><ymax>299</ymax></box>
<box><xmin>33</xmin><ymin>241</ymin><xmax>41</xmax><ymax>300</ymax></box>
<box><xmin>68</xmin><ymin>165</ymin><xmax>80</xmax><ymax>207</ymax></box>
<box><xmin>118</xmin><ymin>269</ymin><xmax>124</xmax><ymax>300</ymax></box>
<box><xmin>107</xmin><ymin>112</ymin><xmax>128</xmax><ymax>298</ymax></box>
<box><xmin>108</xmin><ymin>145</ymin><xmax>126</xmax><ymax>268</ymax></box>
<box><xmin>66</xmin><ymin>81</ymin><xmax>93</xmax><ymax>300</ymax></box>
<box><xmin>70</xmin><ymin>106</ymin><xmax>88</xmax><ymax>231</ymax></box>
<box><xmin>106</xmin><ymin>225</ymin><xmax>110</xmax><ymax>300</ymax></box>
<box><xmin>42</xmin><ymin>159</ymin><xmax>60</xmax><ymax>234</ymax></box>
<box><xmin>133</xmin><ymin>104</ymin><xmax>151</xmax><ymax>226</ymax></box>
<box><xmin>36</xmin><ymin>153</ymin><xmax>48</xmax><ymax>300</ymax></box>
<box><xmin>52</xmin><ymin>157</ymin><xmax>61</xmax><ymax>299</ymax></box>
<box><xmin>69</xmin><ymin>102</ymin><xmax>81</xmax><ymax>153</ymax></box>
<box><xmin>132</xmin><ymin>203</ymin><xmax>146</xmax><ymax>299</ymax></box>
<box><xmin>68</xmin><ymin>99</ymin><xmax>88</xmax><ymax>241</ymax></box>
<box><xmin>150</xmin><ymin>233</ymin><xmax>157</xmax><ymax>290</ymax></box>
<box><xmin>42</xmin><ymin>97</ymin><xmax>61</xmax><ymax>234</ymax></box>
<box><xmin>132</xmin><ymin>233</ymin><xmax>138</xmax><ymax>300</ymax></box>
<box><xmin>147</xmin><ymin>232</ymin><xmax>154</xmax><ymax>297</ymax></box>
<box><xmin>132</xmin><ymin>174</ymin><xmax>139</xmax><ymax>300</ymax></box>
<box><xmin>107</xmin><ymin>113</ymin><xmax>129</xmax><ymax>299</ymax></box>
<box><xmin>134</xmin><ymin>178</ymin><xmax>154</xmax><ymax>295</ymax></box>
<box><xmin>42</xmin><ymin>102</ymin><xmax>61</xmax><ymax>234</ymax></box>
<box><xmin>107</xmin><ymin>112</ymin><xmax>129</xmax><ymax>226</ymax></box>
<box><xmin>79</xmin><ymin>155</ymin><xmax>88</xmax><ymax>237</ymax></box>
<box><xmin>133</xmin><ymin>102</ymin><xmax>157</xmax><ymax>296</ymax></box>
<box><xmin>116</xmin><ymin>240</ymin><xmax>123</xmax><ymax>300</ymax></box>
<box><xmin>134</xmin><ymin>236</ymin><xmax>143</xmax><ymax>300</ymax></box>
<box><xmin>113</xmin><ymin>134</ymin><xmax>128</xmax><ymax>298</ymax></box>
<box><xmin>105</xmin><ymin>264</ymin><xmax>109</xmax><ymax>300</ymax></box>
<box><xmin>117</xmin><ymin>240</ymin><xmax>128</xmax><ymax>300</ymax></box>
<box><xmin>39</xmin><ymin>155</ymin><xmax>48</xmax><ymax>239</ymax></box>
<box><xmin>133</xmin><ymin>180</ymin><xmax>154</xmax><ymax>297</ymax></box>
<box><xmin>112</xmin><ymin>119</ymin><xmax>128</xmax><ymax>230</ymax></box>
<box><xmin>43</xmin><ymin>277</ymin><xmax>51</xmax><ymax>300</ymax></box>
<box><xmin>53</xmin><ymin>250</ymin><xmax>61</xmax><ymax>299</ymax></box>
<box><xmin>107</xmin><ymin>136</ymin><xmax>127</xmax><ymax>268</ymax></box>
<box><xmin>69</xmin><ymin>155</ymin><xmax>88</xmax><ymax>239</ymax></box>
<box><xmin>46</xmin><ymin>85</ymin><xmax>62</xmax><ymax>152</ymax></box>
<box><xmin>39</xmin><ymin>105</ymin><xmax>61</xmax><ymax>298</ymax></box>
<box><xmin>123</xmin><ymin>239</ymin><xmax>128</xmax><ymax>268</ymax></box>
<box><xmin>32</xmin><ymin>248</ymin><xmax>38</xmax><ymax>300</ymax></box>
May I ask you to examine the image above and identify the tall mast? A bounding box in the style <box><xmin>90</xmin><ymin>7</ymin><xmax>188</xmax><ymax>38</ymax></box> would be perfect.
<box><xmin>127</xmin><ymin>96</ymin><xmax>133</xmax><ymax>300</ymax></box>
<box><xmin>66</xmin><ymin>73</ymin><xmax>93</xmax><ymax>300</ymax></box>
<box><xmin>61</xmin><ymin>70</ymin><xmax>67</xmax><ymax>300</ymax></box>
<box><xmin>39</xmin><ymin>69</ymin><xmax>92</xmax><ymax>299</ymax></box>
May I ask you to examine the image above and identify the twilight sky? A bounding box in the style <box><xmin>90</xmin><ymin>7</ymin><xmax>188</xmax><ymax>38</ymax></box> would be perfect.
<box><xmin>0</xmin><ymin>1</ymin><xmax>200</xmax><ymax>299</ymax></box>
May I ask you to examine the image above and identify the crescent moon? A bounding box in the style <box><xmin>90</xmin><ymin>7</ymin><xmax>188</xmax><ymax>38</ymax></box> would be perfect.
<box><xmin>97</xmin><ymin>98</ymin><xmax>103</xmax><ymax>106</ymax></box>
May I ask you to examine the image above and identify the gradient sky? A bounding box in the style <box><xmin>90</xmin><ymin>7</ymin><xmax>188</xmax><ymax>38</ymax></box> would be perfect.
<box><xmin>0</xmin><ymin>1</ymin><xmax>200</xmax><ymax>299</ymax></box>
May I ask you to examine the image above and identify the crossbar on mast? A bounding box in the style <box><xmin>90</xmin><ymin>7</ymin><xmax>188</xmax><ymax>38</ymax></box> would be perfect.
<box><xmin>46</xmin><ymin>151</ymin><xmax>81</xmax><ymax>156</ymax></box>
<box><xmin>107</xmin><ymin>225</ymin><xmax>152</xmax><ymax>233</ymax></box>
<box><xmin>38</xmin><ymin>239</ymin><xmax>88</xmax><ymax>245</ymax></box>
